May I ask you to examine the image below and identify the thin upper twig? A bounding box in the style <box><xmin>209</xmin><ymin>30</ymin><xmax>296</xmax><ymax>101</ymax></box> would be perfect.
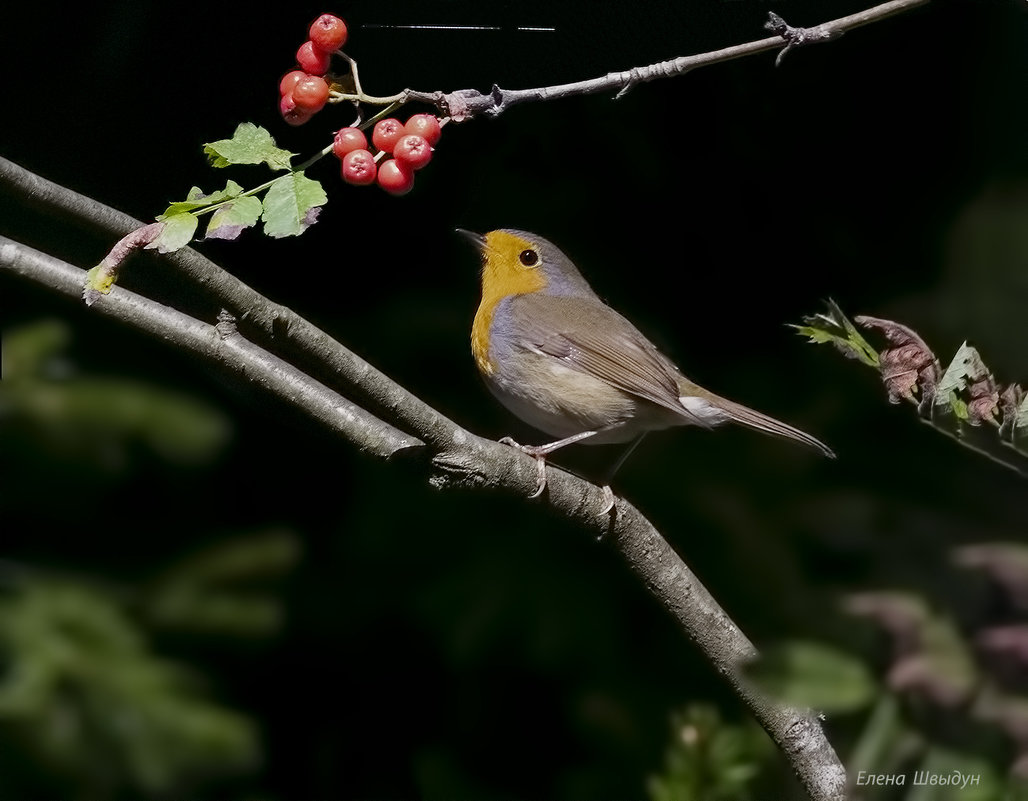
<box><xmin>399</xmin><ymin>0</ymin><xmax>931</xmax><ymax>120</ymax></box>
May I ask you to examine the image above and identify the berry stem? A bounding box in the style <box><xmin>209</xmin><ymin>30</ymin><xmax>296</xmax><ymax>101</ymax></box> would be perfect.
<box><xmin>360</xmin><ymin>100</ymin><xmax>405</xmax><ymax>129</ymax></box>
<box><xmin>294</xmin><ymin>100</ymin><xmax>404</xmax><ymax>174</ymax></box>
<box><xmin>330</xmin><ymin>51</ymin><xmax>406</xmax><ymax>106</ymax></box>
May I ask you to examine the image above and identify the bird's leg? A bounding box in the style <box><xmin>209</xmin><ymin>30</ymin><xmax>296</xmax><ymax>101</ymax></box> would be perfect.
<box><xmin>498</xmin><ymin>436</ymin><xmax>548</xmax><ymax>498</ymax></box>
<box><xmin>605</xmin><ymin>434</ymin><xmax>647</xmax><ymax>482</ymax></box>
<box><xmin>499</xmin><ymin>429</ymin><xmax>601</xmax><ymax>499</ymax></box>
<box><xmin>499</xmin><ymin>424</ymin><xmax>626</xmax><ymax>503</ymax></box>
<box><xmin>594</xmin><ymin>434</ymin><xmax>648</xmax><ymax>515</ymax></box>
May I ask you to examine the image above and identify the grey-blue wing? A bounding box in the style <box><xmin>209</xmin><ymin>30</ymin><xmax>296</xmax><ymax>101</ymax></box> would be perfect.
<box><xmin>507</xmin><ymin>294</ymin><xmax>693</xmax><ymax>418</ymax></box>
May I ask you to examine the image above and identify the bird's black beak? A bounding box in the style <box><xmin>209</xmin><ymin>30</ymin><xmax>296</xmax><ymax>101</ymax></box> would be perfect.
<box><xmin>454</xmin><ymin>228</ymin><xmax>486</xmax><ymax>253</ymax></box>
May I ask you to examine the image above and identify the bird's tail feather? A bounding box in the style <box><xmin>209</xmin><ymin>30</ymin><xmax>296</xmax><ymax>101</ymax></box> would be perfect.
<box><xmin>708</xmin><ymin>395</ymin><xmax>835</xmax><ymax>458</ymax></box>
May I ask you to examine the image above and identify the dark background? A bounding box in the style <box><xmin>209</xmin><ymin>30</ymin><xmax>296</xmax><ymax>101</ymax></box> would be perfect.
<box><xmin>2</xmin><ymin>1</ymin><xmax>1028</xmax><ymax>799</ymax></box>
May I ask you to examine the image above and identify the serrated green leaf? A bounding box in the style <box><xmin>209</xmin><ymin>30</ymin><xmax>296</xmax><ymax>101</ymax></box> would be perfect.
<box><xmin>144</xmin><ymin>214</ymin><xmax>198</xmax><ymax>254</ymax></box>
<box><xmin>195</xmin><ymin>180</ymin><xmax>244</xmax><ymax>204</ymax></box>
<box><xmin>159</xmin><ymin>181</ymin><xmax>245</xmax><ymax>219</ymax></box>
<box><xmin>203</xmin><ymin>123</ymin><xmax>294</xmax><ymax>170</ymax></box>
<box><xmin>937</xmin><ymin>342</ymin><xmax>977</xmax><ymax>397</ymax></box>
<box><xmin>792</xmin><ymin>326</ymin><xmax>840</xmax><ymax>345</ymax></box>
<box><xmin>206</xmin><ymin>196</ymin><xmax>263</xmax><ymax>241</ymax></box>
<box><xmin>158</xmin><ymin>191</ymin><xmax>208</xmax><ymax>218</ymax></box>
<box><xmin>793</xmin><ymin>300</ymin><xmax>879</xmax><ymax>367</ymax></box>
<box><xmin>746</xmin><ymin>640</ymin><xmax>877</xmax><ymax>712</ymax></box>
<box><xmin>260</xmin><ymin>172</ymin><xmax>327</xmax><ymax>238</ymax></box>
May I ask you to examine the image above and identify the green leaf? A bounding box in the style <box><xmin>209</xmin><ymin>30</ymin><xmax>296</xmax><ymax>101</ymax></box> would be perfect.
<box><xmin>936</xmin><ymin>342</ymin><xmax>988</xmax><ymax>421</ymax></box>
<box><xmin>206</xmin><ymin>196</ymin><xmax>263</xmax><ymax>241</ymax></box>
<box><xmin>144</xmin><ymin>213</ymin><xmax>198</xmax><ymax>254</ymax></box>
<box><xmin>746</xmin><ymin>640</ymin><xmax>877</xmax><ymax>712</ymax></box>
<box><xmin>937</xmin><ymin>342</ymin><xmax>978</xmax><ymax>397</ymax></box>
<box><xmin>159</xmin><ymin>180</ymin><xmax>245</xmax><ymax>218</ymax></box>
<box><xmin>260</xmin><ymin>172</ymin><xmax>327</xmax><ymax>238</ymax></box>
<box><xmin>793</xmin><ymin>299</ymin><xmax>879</xmax><ymax>367</ymax></box>
<box><xmin>158</xmin><ymin>197</ymin><xmax>208</xmax><ymax>218</ymax></box>
<box><xmin>203</xmin><ymin>123</ymin><xmax>294</xmax><ymax>170</ymax></box>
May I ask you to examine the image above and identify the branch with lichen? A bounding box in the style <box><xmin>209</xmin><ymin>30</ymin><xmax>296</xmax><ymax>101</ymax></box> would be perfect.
<box><xmin>0</xmin><ymin>157</ymin><xmax>849</xmax><ymax>801</ymax></box>
<box><xmin>796</xmin><ymin>301</ymin><xmax>1028</xmax><ymax>476</ymax></box>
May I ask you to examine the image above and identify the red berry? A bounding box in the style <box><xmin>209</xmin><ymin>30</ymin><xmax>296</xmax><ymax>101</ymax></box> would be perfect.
<box><xmin>296</xmin><ymin>40</ymin><xmax>331</xmax><ymax>75</ymax></box>
<box><xmin>279</xmin><ymin>94</ymin><xmax>313</xmax><ymax>126</ymax></box>
<box><xmin>376</xmin><ymin>158</ymin><xmax>414</xmax><ymax>195</ymax></box>
<box><xmin>404</xmin><ymin>114</ymin><xmax>442</xmax><ymax>146</ymax></box>
<box><xmin>292</xmin><ymin>75</ymin><xmax>330</xmax><ymax>112</ymax></box>
<box><xmin>341</xmin><ymin>149</ymin><xmax>377</xmax><ymax>186</ymax></box>
<box><xmin>309</xmin><ymin>14</ymin><xmax>348</xmax><ymax>53</ymax></box>
<box><xmin>393</xmin><ymin>134</ymin><xmax>432</xmax><ymax>170</ymax></box>
<box><xmin>371</xmin><ymin>118</ymin><xmax>405</xmax><ymax>153</ymax></box>
<box><xmin>332</xmin><ymin>127</ymin><xmax>368</xmax><ymax>159</ymax></box>
<box><xmin>279</xmin><ymin>70</ymin><xmax>306</xmax><ymax>97</ymax></box>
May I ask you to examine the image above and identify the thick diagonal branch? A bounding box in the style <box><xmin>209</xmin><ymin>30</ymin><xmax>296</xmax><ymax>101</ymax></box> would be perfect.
<box><xmin>0</xmin><ymin>155</ymin><xmax>458</xmax><ymax>452</ymax></box>
<box><xmin>1</xmin><ymin>195</ymin><xmax>845</xmax><ymax>800</ymax></box>
<box><xmin>0</xmin><ymin>236</ymin><xmax>419</xmax><ymax>461</ymax></box>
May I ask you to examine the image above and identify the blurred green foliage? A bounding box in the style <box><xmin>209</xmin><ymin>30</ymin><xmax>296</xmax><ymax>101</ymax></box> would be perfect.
<box><xmin>142</xmin><ymin>529</ymin><xmax>300</xmax><ymax>636</ymax></box>
<box><xmin>739</xmin><ymin>563</ymin><xmax>1028</xmax><ymax>800</ymax></box>
<box><xmin>0</xmin><ymin>320</ymin><xmax>298</xmax><ymax>800</ymax></box>
<box><xmin>2</xmin><ymin>319</ymin><xmax>230</xmax><ymax>472</ymax></box>
<box><xmin>745</xmin><ymin>640</ymin><xmax>876</xmax><ymax>713</ymax></box>
<box><xmin>0</xmin><ymin>580</ymin><xmax>257</xmax><ymax>798</ymax></box>
<box><xmin>647</xmin><ymin>704</ymin><xmax>772</xmax><ymax>801</ymax></box>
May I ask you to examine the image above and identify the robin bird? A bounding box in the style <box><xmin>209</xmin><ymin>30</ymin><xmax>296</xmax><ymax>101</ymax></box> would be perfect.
<box><xmin>460</xmin><ymin>228</ymin><xmax>833</xmax><ymax>512</ymax></box>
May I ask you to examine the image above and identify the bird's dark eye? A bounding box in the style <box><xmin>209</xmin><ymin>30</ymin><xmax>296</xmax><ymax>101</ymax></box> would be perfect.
<box><xmin>519</xmin><ymin>249</ymin><xmax>540</xmax><ymax>267</ymax></box>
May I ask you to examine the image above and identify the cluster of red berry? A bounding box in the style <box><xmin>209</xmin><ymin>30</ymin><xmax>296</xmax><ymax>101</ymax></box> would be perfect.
<box><xmin>332</xmin><ymin>114</ymin><xmax>442</xmax><ymax>196</ymax></box>
<box><xmin>277</xmin><ymin>13</ymin><xmax>444</xmax><ymax>196</ymax></box>
<box><xmin>278</xmin><ymin>14</ymin><xmax>348</xmax><ymax>126</ymax></box>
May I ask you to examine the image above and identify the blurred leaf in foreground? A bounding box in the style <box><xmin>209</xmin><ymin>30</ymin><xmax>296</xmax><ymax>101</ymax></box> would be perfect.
<box><xmin>0</xmin><ymin>580</ymin><xmax>258</xmax><ymax>797</ymax></box>
<box><xmin>648</xmin><ymin>704</ymin><xmax>772</xmax><ymax>801</ymax></box>
<box><xmin>0</xmin><ymin>319</ymin><xmax>231</xmax><ymax>473</ymax></box>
